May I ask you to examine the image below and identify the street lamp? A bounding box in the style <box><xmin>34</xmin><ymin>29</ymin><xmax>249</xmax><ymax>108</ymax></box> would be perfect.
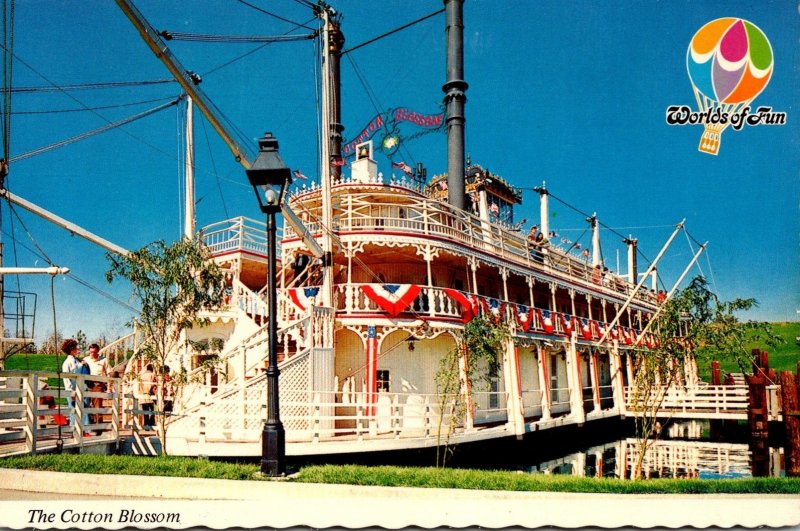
<box><xmin>246</xmin><ymin>132</ymin><xmax>292</xmax><ymax>476</ymax></box>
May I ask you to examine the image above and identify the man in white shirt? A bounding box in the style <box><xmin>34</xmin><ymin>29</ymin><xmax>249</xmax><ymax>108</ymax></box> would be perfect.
<box><xmin>85</xmin><ymin>343</ymin><xmax>108</xmax><ymax>430</ymax></box>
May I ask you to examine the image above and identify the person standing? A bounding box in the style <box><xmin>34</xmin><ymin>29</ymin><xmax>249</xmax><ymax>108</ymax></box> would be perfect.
<box><xmin>85</xmin><ymin>344</ymin><xmax>108</xmax><ymax>431</ymax></box>
<box><xmin>60</xmin><ymin>339</ymin><xmax>80</xmax><ymax>429</ymax></box>
<box><xmin>136</xmin><ymin>364</ymin><xmax>156</xmax><ymax>430</ymax></box>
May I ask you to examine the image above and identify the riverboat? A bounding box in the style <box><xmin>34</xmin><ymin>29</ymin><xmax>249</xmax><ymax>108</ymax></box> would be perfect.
<box><xmin>88</xmin><ymin>0</ymin><xmax>700</xmax><ymax>458</ymax></box>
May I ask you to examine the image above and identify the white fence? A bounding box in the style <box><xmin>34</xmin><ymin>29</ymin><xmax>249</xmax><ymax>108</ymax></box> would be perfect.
<box><xmin>624</xmin><ymin>385</ymin><xmax>750</xmax><ymax>419</ymax></box>
<box><xmin>0</xmin><ymin>371</ymin><xmax>121</xmax><ymax>456</ymax></box>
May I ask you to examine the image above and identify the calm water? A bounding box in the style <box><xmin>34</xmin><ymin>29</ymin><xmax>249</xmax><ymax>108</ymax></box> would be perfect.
<box><xmin>292</xmin><ymin>418</ymin><xmax>785</xmax><ymax>480</ymax></box>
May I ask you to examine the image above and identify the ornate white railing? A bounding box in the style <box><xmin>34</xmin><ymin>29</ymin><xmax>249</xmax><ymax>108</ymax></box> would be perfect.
<box><xmin>200</xmin><ymin>216</ymin><xmax>280</xmax><ymax>257</ymax></box>
<box><xmin>99</xmin><ymin>327</ymin><xmax>145</xmax><ymax>372</ymax></box>
<box><xmin>285</xmin><ymin>185</ymin><xmax>658</xmax><ymax>307</ymax></box>
<box><xmin>624</xmin><ymin>385</ymin><xmax>750</xmax><ymax>419</ymax></box>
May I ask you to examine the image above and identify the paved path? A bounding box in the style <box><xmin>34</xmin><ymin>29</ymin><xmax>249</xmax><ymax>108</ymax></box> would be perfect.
<box><xmin>0</xmin><ymin>468</ymin><xmax>798</xmax><ymax>528</ymax></box>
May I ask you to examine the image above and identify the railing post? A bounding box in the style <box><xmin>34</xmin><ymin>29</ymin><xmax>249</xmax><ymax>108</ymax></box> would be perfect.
<box><xmin>112</xmin><ymin>379</ymin><xmax>120</xmax><ymax>447</ymax></box>
<box><xmin>25</xmin><ymin>373</ymin><xmax>37</xmax><ymax>454</ymax></box>
<box><xmin>75</xmin><ymin>375</ymin><xmax>85</xmax><ymax>444</ymax></box>
<box><xmin>356</xmin><ymin>402</ymin><xmax>363</xmax><ymax>441</ymax></box>
<box><xmin>313</xmin><ymin>392</ymin><xmax>321</xmax><ymax>443</ymax></box>
<box><xmin>392</xmin><ymin>393</ymin><xmax>400</xmax><ymax>438</ymax></box>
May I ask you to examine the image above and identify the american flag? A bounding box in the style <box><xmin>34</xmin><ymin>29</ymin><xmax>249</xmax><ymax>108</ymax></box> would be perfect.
<box><xmin>392</xmin><ymin>161</ymin><xmax>413</xmax><ymax>176</ymax></box>
<box><xmin>293</xmin><ymin>169</ymin><xmax>308</xmax><ymax>180</ymax></box>
<box><xmin>365</xmin><ymin>326</ymin><xmax>378</xmax><ymax>416</ymax></box>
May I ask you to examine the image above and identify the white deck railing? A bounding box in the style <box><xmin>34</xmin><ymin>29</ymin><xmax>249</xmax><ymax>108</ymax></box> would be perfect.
<box><xmin>285</xmin><ymin>183</ymin><xmax>658</xmax><ymax>308</ymax></box>
<box><xmin>0</xmin><ymin>371</ymin><xmax>121</xmax><ymax>456</ymax></box>
<box><xmin>200</xmin><ymin>216</ymin><xmax>280</xmax><ymax>257</ymax></box>
<box><xmin>624</xmin><ymin>385</ymin><xmax>750</xmax><ymax>419</ymax></box>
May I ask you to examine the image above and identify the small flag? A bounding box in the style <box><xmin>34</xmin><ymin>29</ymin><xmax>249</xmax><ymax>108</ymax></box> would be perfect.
<box><xmin>392</xmin><ymin>161</ymin><xmax>413</xmax><ymax>176</ymax></box>
<box><xmin>331</xmin><ymin>155</ymin><xmax>347</xmax><ymax>167</ymax></box>
<box><xmin>293</xmin><ymin>169</ymin><xmax>308</xmax><ymax>180</ymax></box>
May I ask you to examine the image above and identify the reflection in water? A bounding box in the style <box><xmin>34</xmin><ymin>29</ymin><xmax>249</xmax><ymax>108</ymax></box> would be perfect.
<box><xmin>527</xmin><ymin>421</ymin><xmax>783</xmax><ymax>480</ymax></box>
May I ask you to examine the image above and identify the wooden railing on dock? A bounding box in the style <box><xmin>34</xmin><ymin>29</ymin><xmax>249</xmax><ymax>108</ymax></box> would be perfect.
<box><xmin>624</xmin><ymin>385</ymin><xmax>758</xmax><ymax>420</ymax></box>
<box><xmin>0</xmin><ymin>370</ymin><xmax>121</xmax><ymax>457</ymax></box>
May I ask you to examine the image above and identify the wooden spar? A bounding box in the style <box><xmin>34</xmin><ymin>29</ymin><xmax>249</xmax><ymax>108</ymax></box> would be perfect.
<box><xmin>184</xmin><ymin>96</ymin><xmax>195</xmax><ymax>240</ymax></box>
<box><xmin>114</xmin><ymin>0</ymin><xmax>324</xmax><ymax>260</ymax></box>
<box><xmin>595</xmin><ymin>220</ymin><xmax>685</xmax><ymax>346</ymax></box>
<box><xmin>114</xmin><ymin>0</ymin><xmax>249</xmax><ymax>167</ymax></box>
<box><xmin>0</xmin><ymin>266</ymin><xmax>69</xmax><ymax>275</ymax></box>
<box><xmin>631</xmin><ymin>241</ymin><xmax>708</xmax><ymax>345</ymax></box>
<box><xmin>0</xmin><ymin>189</ymin><xmax>128</xmax><ymax>257</ymax></box>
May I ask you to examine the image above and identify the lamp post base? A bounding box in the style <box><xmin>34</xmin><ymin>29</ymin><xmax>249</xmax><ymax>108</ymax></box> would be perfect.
<box><xmin>261</xmin><ymin>423</ymin><xmax>286</xmax><ymax>476</ymax></box>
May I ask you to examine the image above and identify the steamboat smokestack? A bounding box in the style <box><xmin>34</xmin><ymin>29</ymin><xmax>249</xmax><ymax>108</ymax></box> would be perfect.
<box><xmin>443</xmin><ymin>0</ymin><xmax>467</xmax><ymax>209</ymax></box>
<box><xmin>329</xmin><ymin>17</ymin><xmax>345</xmax><ymax>180</ymax></box>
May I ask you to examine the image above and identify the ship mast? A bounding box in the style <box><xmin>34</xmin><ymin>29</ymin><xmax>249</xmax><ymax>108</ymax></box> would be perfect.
<box><xmin>317</xmin><ymin>5</ymin><xmax>342</xmax><ymax>308</ymax></box>
<box><xmin>443</xmin><ymin>0</ymin><xmax>467</xmax><ymax>209</ymax></box>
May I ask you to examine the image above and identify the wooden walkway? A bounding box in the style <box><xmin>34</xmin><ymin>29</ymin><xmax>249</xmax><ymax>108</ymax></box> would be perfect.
<box><xmin>624</xmin><ymin>384</ymin><xmax>780</xmax><ymax>421</ymax></box>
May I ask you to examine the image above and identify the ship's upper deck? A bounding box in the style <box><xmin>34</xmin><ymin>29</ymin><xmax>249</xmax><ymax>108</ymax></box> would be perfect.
<box><xmin>283</xmin><ymin>173</ymin><xmax>658</xmax><ymax>311</ymax></box>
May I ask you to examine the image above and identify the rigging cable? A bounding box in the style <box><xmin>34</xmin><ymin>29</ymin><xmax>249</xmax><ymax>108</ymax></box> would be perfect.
<box><xmin>159</xmin><ymin>31</ymin><xmax>315</xmax><ymax>43</ymax></box>
<box><xmin>233</xmin><ymin>0</ymin><xmax>316</xmax><ymax>31</ymax></box>
<box><xmin>9</xmin><ymin>96</ymin><xmax>182</xmax><ymax>163</ymax></box>
<box><xmin>341</xmin><ymin>8</ymin><xmax>444</xmax><ymax>56</ymax></box>
<box><xmin>12</xmin><ymin>95</ymin><xmax>176</xmax><ymax>115</ymax></box>
<box><xmin>3</xmin><ymin>79</ymin><xmax>174</xmax><ymax>93</ymax></box>
<box><xmin>198</xmin><ymin>111</ymin><xmax>230</xmax><ymax>219</ymax></box>
<box><xmin>198</xmin><ymin>13</ymin><xmax>317</xmax><ymax>78</ymax></box>
<box><xmin>1</xmin><ymin>0</ymin><xmax>12</xmax><ymax>162</ymax></box>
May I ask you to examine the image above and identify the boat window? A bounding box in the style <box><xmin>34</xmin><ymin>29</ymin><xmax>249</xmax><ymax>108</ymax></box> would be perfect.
<box><xmin>377</xmin><ymin>370</ymin><xmax>390</xmax><ymax>392</ymax></box>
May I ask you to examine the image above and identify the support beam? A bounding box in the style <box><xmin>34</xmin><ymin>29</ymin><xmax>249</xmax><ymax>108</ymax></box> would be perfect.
<box><xmin>0</xmin><ymin>189</ymin><xmax>128</xmax><ymax>256</ymax></box>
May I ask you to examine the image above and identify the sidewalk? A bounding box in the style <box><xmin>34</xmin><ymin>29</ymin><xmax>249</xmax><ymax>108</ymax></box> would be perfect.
<box><xmin>1</xmin><ymin>468</ymin><xmax>799</xmax><ymax>528</ymax></box>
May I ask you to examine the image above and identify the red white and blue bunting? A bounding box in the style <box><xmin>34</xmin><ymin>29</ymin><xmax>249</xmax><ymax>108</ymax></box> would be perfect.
<box><xmin>360</xmin><ymin>284</ymin><xmax>422</xmax><ymax>317</ymax></box>
<box><xmin>513</xmin><ymin>304</ymin><xmax>532</xmax><ymax>332</ymax></box>
<box><xmin>286</xmin><ymin>287</ymin><xmax>320</xmax><ymax>313</ymax></box>
<box><xmin>538</xmin><ymin>309</ymin><xmax>555</xmax><ymax>334</ymax></box>
<box><xmin>443</xmin><ymin>288</ymin><xmax>481</xmax><ymax>323</ymax></box>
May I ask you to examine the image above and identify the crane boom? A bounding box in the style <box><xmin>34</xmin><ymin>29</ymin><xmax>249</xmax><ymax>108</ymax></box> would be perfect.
<box><xmin>115</xmin><ymin>0</ymin><xmax>251</xmax><ymax>167</ymax></box>
<box><xmin>114</xmin><ymin>0</ymin><xmax>324</xmax><ymax>259</ymax></box>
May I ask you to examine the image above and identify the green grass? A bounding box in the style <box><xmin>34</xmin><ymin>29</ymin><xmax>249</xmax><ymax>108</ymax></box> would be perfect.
<box><xmin>4</xmin><ymin>353</ymin><xmax>61</xmax><ymax>372</ymax></box>
<box><xmin>697</xmin><ymin>322</ymin><xmax>800</xmax><ymax>381</ymax></box>
<box><xmin>1</xmin><ymin>455</ymin><xmax>799</xmax><ymax>494</ymax></box>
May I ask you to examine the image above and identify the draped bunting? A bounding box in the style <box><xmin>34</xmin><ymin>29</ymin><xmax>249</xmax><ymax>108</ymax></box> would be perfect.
<box><xmin>561</xmin><ymin>313</ymin><xmax>574</xmax><ymax>335</ymax></box>
<box><xmin>538</xmin><ymin>309</ymin><xmax>555</xmax><ymax>333</ymax></box>
<box><xmin>580</xmin><ymin>318</ymin><xmax>593</xmax><ymax>340</ymax></box>
<box><xmin>481</xmin><ymin>297</ymin><xmax>505</xmax><ymax>323</ymax></box>
<box><xmin>513</xmin><ymin>304</ymin><xmax>532</xmax><ymax>332</ymax></box>
<box><xmin>360</xmin><ymin>284</ymin><xmax>421</xmax><ymax>317</ymax></box>
<box><xmin>443</xmin><ymin>288</ymin><xmax>481</xmax><ymax>323</ymax></box>
<box><xmin>286</xmin><ymin>286</ymin><xmax>320</xmax><ymax>313</ymax></box>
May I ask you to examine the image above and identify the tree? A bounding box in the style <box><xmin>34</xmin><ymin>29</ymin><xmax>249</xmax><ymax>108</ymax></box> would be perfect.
<box><xmin>435</xmin><ymin>314</ymin><xmax>508</xmax><ymax>466</ymax></box>
<box><xmin>106</xmin><ymin>238</ymin><xmax>226</xmax><ymax>454</ymax></box>
<box><xmin>628</xmin><ymin>276</ymin><xmax>779</xmax><ymax>478</ymax></box>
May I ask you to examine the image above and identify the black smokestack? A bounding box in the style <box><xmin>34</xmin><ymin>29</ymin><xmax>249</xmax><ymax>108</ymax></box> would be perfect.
<box><xmin>443</xmin><ymin>0</ymin><xmax>467</xmax><ymax>209</ymax></box>
<box><xmin>329</xmin><ymin>17</ymin><xmax>345</xmax><ymax>180</ymax></box>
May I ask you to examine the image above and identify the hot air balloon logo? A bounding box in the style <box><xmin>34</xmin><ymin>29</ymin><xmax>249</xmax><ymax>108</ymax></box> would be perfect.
<box><xmin>686</xmin><ymin>18</ymin><xmax>773</xmax><ymax>155</ymax></box>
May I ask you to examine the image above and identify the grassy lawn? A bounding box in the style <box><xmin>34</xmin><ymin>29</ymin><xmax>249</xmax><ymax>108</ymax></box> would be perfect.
<box><xmin>0</xmin><ymin>455</ymin><xmax>799</xmax><ymax>494</ymax></box>
<box><xmin>697</xmin><ymin>322</ymin><xmax>800</xmax><ymax>381</ymax></box>
<box><xmin>4</xmin><ymin>353</ymin><xmax>61</xmax><ymax>372</ymax></box>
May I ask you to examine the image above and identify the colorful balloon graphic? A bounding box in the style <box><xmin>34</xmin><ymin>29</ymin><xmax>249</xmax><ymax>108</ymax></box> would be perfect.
<box><xmin>686</xmin><ymin>18</ymin><xmax>773</xmax><ymax>154</ymax></box>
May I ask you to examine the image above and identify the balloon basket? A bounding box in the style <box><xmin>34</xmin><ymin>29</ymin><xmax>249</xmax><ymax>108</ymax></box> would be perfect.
<box><xmin>698</xmin><ymin>128</ymin><xmax>721</xmax><ymax>155</ymax></box>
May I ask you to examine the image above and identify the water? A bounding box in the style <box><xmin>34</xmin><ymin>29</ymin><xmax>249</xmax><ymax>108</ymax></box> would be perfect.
<box><xmin>291</xmin><ymin>418</ymin><xmax>786</xmax><ymax>480</ymax></box>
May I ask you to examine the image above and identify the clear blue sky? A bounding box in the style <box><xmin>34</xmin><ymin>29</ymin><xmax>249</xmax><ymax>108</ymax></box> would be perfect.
<box><xmin>3</xmin><ymin>0</ymin><xmax>798</xmax><ymax>346</ymax></box>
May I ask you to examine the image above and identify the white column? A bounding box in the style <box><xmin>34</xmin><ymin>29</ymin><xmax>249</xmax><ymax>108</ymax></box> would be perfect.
<box><xmin>504</xmin><ymin>340</ymin><xmax>525</xmax><ymax>436</ymax></box>
<box><xmin>565</xmin><ymin>332</ymin><xmax>585</xmax><ymax>424</ymax></box>
<box><xmin>184</xmin><ymin>96</ymin><xmax>195</xmax><ymax>240</ymax></box>
<box><xmin>536</xmin><ymin>345</ymin><xmax>551</xmax><ymax>420</ymax></box>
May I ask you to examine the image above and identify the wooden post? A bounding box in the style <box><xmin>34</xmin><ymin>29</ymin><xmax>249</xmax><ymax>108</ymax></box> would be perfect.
<box><xmin>711</xmin><ymin>360</ymin><xmax>721</xmax><ymax>386</ymax></box>
<box><xmin>779</xmin><ymin>370</ymin><xmax>800</xmax><ymax>476</ymax></box>
<box><xmin>745</xmin><ymin>373</ymin><xmax>768</xmax><ymax>439</ymax></box>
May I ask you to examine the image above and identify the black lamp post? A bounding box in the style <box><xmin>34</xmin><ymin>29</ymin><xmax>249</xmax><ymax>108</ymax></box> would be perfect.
<box><xmin>246</xmin><ymin>132</ymin><xmax>292</xmax><ymax>476</ymax></box>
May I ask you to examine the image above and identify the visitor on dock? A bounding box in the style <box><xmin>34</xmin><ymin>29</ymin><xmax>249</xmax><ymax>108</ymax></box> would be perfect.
<box><xmin>136</xmin><ymin>364</ymin><xmax>156</xmax><ymax>431</ymax></box>
<box><xmin>160</xmin><ymin>366</ymin><xmax>174</xmax><ymax>416</ymax></box>
<box><xmin>60</xmin><ymin>339</ymin><xmax>81</xmax><ymax>431</ymax></box>
<box><xmin>85</xmin><ymin>343</ymin><xmax>108</xmax><ymax>431</ymax></box>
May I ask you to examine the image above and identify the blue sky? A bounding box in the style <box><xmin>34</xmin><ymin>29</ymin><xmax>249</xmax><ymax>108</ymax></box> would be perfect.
<box><xmin>3</xmin><ymin>0</ymin><xmax>798</xmax><ymax>345</ymax></box>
